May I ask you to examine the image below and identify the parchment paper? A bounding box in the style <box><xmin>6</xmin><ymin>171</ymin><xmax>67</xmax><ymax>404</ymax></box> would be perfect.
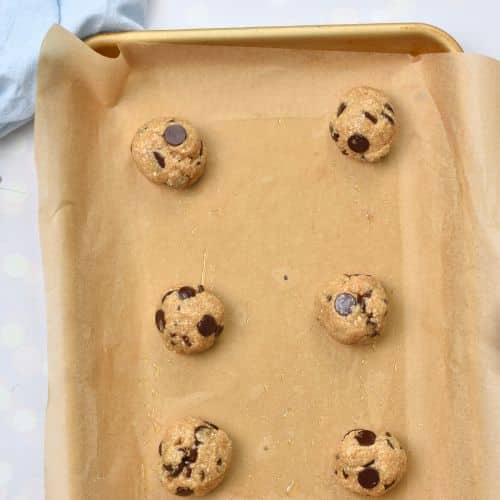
<box><xmin>35</xmin><ymin>25</ymin><xmax>500</xmax><ymax>500</ymax></box>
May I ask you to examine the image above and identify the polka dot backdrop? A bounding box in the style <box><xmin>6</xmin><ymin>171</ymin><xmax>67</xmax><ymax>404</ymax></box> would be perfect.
<box><xmin>0</xmin><ymin>1</ymin><xmax>498</xmax><ymax>498</ymax></box>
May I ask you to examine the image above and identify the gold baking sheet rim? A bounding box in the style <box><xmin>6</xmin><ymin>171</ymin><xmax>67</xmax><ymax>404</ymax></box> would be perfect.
<box><xmin>85</xmin><ymin>23</ymin><xmax>462</xmax><ymax>58</ymax></box>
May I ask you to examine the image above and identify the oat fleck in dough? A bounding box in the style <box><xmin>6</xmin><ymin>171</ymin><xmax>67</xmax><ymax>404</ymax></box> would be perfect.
<box><xmin>159</xmin><ymin>417</ymin><xmax>232</xmax><ymax>497</ymax></box>
<box><xmin>334</xmin><ymin>429</ymin><xmax>407</xmax><ymax>496</ymax></box>
<box><xmin>329</xmin><ymin>87</ymin><xmax>396</xmax><ymax>162</ymax></box>
<box><xmin>155</xmin><ymin>285</ymin><xmax>224</xmax><ymax>354</ymax></box>
<box><xmin>131</xmin><ymin>117</ymin><xmax>207</xmax><ymax>188</ymax></box>
<box><xmin>315</xmin><ymin>274</ymin><xmax>388</xmax><ymax>344</ymax></box>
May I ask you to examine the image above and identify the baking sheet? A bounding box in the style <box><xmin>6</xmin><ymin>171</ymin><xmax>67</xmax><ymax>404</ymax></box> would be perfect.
<box><xmin>35</xmin><ymin>25</ymin><xmax>500</xmax><ymax>500</ymax></box>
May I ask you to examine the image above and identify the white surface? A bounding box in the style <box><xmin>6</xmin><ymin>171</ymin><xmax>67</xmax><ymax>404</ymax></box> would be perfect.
<box><xmin>0</xmin><ymin>1</ymin><xmax>498</xmax><ymax>499</ymax></box>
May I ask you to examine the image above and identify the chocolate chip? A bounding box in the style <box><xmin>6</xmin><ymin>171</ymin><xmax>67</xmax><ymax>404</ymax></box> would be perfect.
<box><xmin>197</xmin><ymin>284</ymin><xmax>205</xmax><ymax>293</ymax></box>
<box><xmin>385</xmin><ymin>432</ymin><xmax>392</xmax><ymax>437</ymax></box>
<box><xmin>358</xmin><ymin>290</ymin><xmax>372</xmax><ymax>313</ymax></box>
<box><xmin>364</xmin><ymin>111</ymin><xmax>378</xmax><ymax>124</ymax></box>
<box><xmin>334</xmin><ymin>293</ymin><xmax>356</xmax><ymax>316</ymax></box>
<box><xmin>332</xmin><ymin>132</ymin><xmax>340</xmax><ymax>142</ymax></box>
<box><xmin>326</xmin><ymin>295</ymin><xmax>332</xmax><ymax>302</ymax></box>
<box><xmin>164</xmin><ymin>463</ymin><xmax>183</xmax><ymax>478</ymax></box>
<box><xmin>153</xmin><ymin>151</ymin><xmax>165</xmax><ymax>168</ymax></box>
<box><xmin>337</xmin><ymin>102</ymin><xmax>346</xmax><ymax>117</ymax></box>
<box><xmin>182</xmin><ymin>335</ymin><xmax>192</xmax><ymax>347</ymax></box>
<box><xmin>155</xmin><ymin>310</ymin><xmax>166</xmax><ymax>332</ymax></box>
<box><xmin>194</xmin><ymin>425</ymin><xmax>214</xmax><ymax>444</ymax></box>
<box><xmin>177</xmin><ymin>305</ymin><xmax>181</xmax><ymax>311</ymax></box>
<box><xmin>185</xmin><ymin>448</ymin><xmax>198</xmax><ymax>464</ymax></box>
<box><xmin>199</xmin><ymin>141</ymin><xmax>204</xmax><ymax>156</ymax></box>
<box><xmin>217</xmin><ymin>458</ymin><xmax>223</xmax><ymax>466</ymax></box>
<box><xmin>384</xmin><ymin>103</ymin><xmax>394</xmax><ymax>113</ymax></box>
<box><xmin>197</xmin><ymin>314</ymin><xmax>218</xmax><ymax>336</ymax></box>
<box><xmin>384</xmin><ymin>479</ymin><xmax>396</xmax><ymax>490</ymax></box>
<box><xmin>164</xmin><ymin>124</ymin><xmax>187</xmax><ymax>146</ymax></box>
<box><xmin>342</xmin><ymin>470</ymin><xmax>349</xmax><ymax>479</ymax></box>
<box><xmin>334</xmin><ymin>470</ymin><xmax>338</xmax><ymax>475</ymax></box>
<box><xmin>355</xmin><ymin>430</ymin><xmax>377</xmax><ymax>446</ymax></box>
<box><xmin>185</xmin><ymin>467</ymin><xmax>192</xmax><ymax>478</ymax></box>
<box><xmin>162</xmin><ymin>289</ymin><xmax>177</xmax><ymax>302</ymax></box>
<box><xmin>358</xmin><ymin>468</ymin><xmax>380</xmax><ymax>489</ymax></box>
<box><xmin>363</xmin><ymin>460</ymin><xmax>375</xmax><ymax>467</ymax></box>
<box><xmin>348</xmin><ymin>133</ymin><xmax>370</xmax><ymax>153</ymax></box>
<box><xmin>158</xmin><ymin>442</ymin><xmax>163</xmax><ymax>455</ymax></box>
<box><xmin>283</xmin><ymin>274</ymin><xmax>288</xmax><ymax>280</ymax></box>
<box><xmin>386</xmin><ymin>439</ymin><xmax>395</xmax><ymax>449</ymax></box>
<box><xmin>170</xmin><ymin>341</ymin><xmax>175</xmax><ymax>346</ymax></box>
<box><xmin>381</xmin><ymin>112</ymin><xmax>395</xmax><ymax>125</ymax></box>
<box><xmin>204</xmin><ymin>421</ymin><xmax>219</xmax><ymax>430</ymax></box>
<box><xmin>215</xmin><ymin>325</ymin><xmax>224</xmax><ymax>337</ymax></box>
<box><xmin>178</xmin><ymin>287</ymin><xmax>196</xmax><ymax>300</ymax></box>
<box><xmin>342</xmin><ymin>149</ymin><xmax>348</xmax><ymax>155</ymax></box>
<box><xmin>175</xmin><ymin>487</ymin><xmax>194</xmax><ymax>496</ymax></box>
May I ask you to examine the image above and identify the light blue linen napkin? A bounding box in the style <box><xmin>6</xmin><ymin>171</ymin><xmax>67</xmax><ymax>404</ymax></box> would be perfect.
<box><xmin>0</xmin><ymin>0</ymin><xmax>146</xmax><ymax>138</ymax></box>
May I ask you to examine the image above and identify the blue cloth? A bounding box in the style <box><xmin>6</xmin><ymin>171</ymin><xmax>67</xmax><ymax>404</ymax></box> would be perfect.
<box><xmin>0</xmin><ymin>1</ymin><xmax>146</xmax><ymax>138</ymax></box>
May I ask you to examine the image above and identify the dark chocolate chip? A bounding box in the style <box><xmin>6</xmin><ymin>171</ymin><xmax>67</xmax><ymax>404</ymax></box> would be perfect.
<box><xmin>326</xmin><ymin>295</ymin><xmax>332</xmax><ymax>302</ymax></box>
<box><xmin>185</xmin><ymin>467</ymin><xmax>192</xmax><ymax>478</ymax></box>
<box><xmin>386</xmin><ymin>439</ymin><xmax>395</xmax><ymax>449</ymax></box>
<box><xmin>199</xmin><ymin>141</ymin><xmax>204</xmax><ymax>156</ymax></box>
<box><xmin>205</xmin><ymin>421</ymin><xmax>219</xmax><ymax>430</ymax></box>
<box><xmin>178</xmin><ymin>286</ymin><xmax>196</xmax><ymax>300</ymax></box>
<box><xmin>384</xmin><ymin>103</ymin><xmax>394</xmax><ymax>113</ymax></box>
<box><xmin>217</xmin><ymin>458</ymin><xmax>223</xmax><ymax>466</ymax></box>
<box><xmin>355</xmin><ymin>430</ymin><xmax>377</xmax><ymax>446</ymax></box>
<box><xmin>164</xmin><ymin>463</ymin><xmax>183</xmax><ymax>478</ymax></box>
<box><xmin>342</xmin><ymin>470</ymin><xmax>349</xmax><ymax>479</ymax></box>
<box><xmin>357</xmin><ymin>290</ymin><xmax>372</xmax><ymax>313</ymax></box>
<box><xmin>162</xmin><ymin>289</ymin><xmax>177</xmax><ymax>303</ymax></box>
<box><xmin>153</xmin><ymin>151</ymin><xmax>165</xmax><ymax>168</ymax></box>
<box><xmin>283</xmin><ymin>275</ymin><xmax>288</xmax><ymax>280</ymax></box>
<box><xmin>384</xmin><ymin>479</ymin><xmax>396</xmax><ymax>490</ymax></box>
<box><xmin>177</xmin><ymin>305</ymin><xmax>181</xmax><ymax>311</ymax></box>
<box><xmin>185</xmin><ymin>448</ymin><xmax>198</xmax><ymax>464</ymax></box>
<box><xmin>332</xmin><ymin>132</ymin><xmax>340</xmax><ymax>142</ymax></box>
<box><xmin>364</xmin><ymin>111</ymin><xmax>378</xmax><ymax>124</ymax></box>
<box><xmin>175</xmin><ymin>487</ymin><xmax>194</xmax><ymax>497</ymax></box>
<box><xmin>164</xmin><ymin>124</ymin><xmax>187</xmax><ymax>146</ymax></box>
<box><xmin>337</xmin><ymin>102</ymin><xmax>346</xmax><ymax>117</ymax></box>
<box><xmin>334</xmin><ymin>293</ymin><xmax>356</xmax><ymax>316</ymax></box>
<box><xmin>197</xmin><ymin>314</ymin><xmax>218</xmax><ymax>336</ymax></box>
<box><xmin>342</xmin><ymin>149</ymin><xmax>348</xmax><ymax>155</ymax></box>
<box><xmin>215</xmin><ymin>325</ymin><xmax>224</xmax><ymax>337</ymax></box>
<box><xmin>158</xmin><ymin>442</ymin><xmax>163</xmax><ymax>456</ymax></box>
<box><xmin>348</xmin><ymin>133</ymin><xmax>370</xmax><ymax>153</ymax></box>
<box><xmin>363</xmin><ymin>460</ymin><xmax>375</xmax><ymax>467</ymax></box>
<box><xmin>334</xmin><ymin>470</ymin><xmax>338</xmax><ymax>475</ymax></box>
<box><xmin>197</xmin><ymin>285</ymin><xmax>205</xmax><ymax>293</ymax></box>
<box><xmin>194</xmin><ymin>425</ymin><xmax>214</xmax><ymax>444</ymax></box>
<box><xmin>155</xmin><ymin>310</ymin><xmax>166</xmax><ymax>332</ymax></box>
<box><xmin>385</xmin><ymin>432</ymin><xmax>392</xmax><ymax>437</ymax></box>
<box><xmin>381</xmin><ymin>112</ymin><xmax>395</xmax><ymax>125</ymax></box>
<box><xmin>182</xmin><ymin>335</ymin><xmax>192</xmax><ymax>347</ymax></box>
<box><xmin>358</xmin><ymin>468</ymin><xmax>380</xmax><ymax>489</ymax></box>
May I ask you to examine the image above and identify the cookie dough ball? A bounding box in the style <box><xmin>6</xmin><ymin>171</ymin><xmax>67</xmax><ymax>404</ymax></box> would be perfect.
<box><xmin>131</xmin><ymin>117</ymin><xmax>207</xmax><ymax>188</ymax></box>
<box><xmin>315</xmin><ymin>274</ymin><xmax>388</xmax><ymax>345</ymax></box>
<box><xmin>334</xmin><ymin>429</ymin><xmax>407</xmax><ymax>497</ymax></box>
<box><xmin>155</xmin><ymin>285</ymin><xmax>224</xmax><ymax>354</ymax></box>
<box><xmin>329</xmin><ymin>87</ymin><xmax>396</xmax><ymax>162</ymax></box>
<box><xmin>159</xmin><ymin>417</ymin><xmax>232</xmax><ymax>497</ymax></box>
